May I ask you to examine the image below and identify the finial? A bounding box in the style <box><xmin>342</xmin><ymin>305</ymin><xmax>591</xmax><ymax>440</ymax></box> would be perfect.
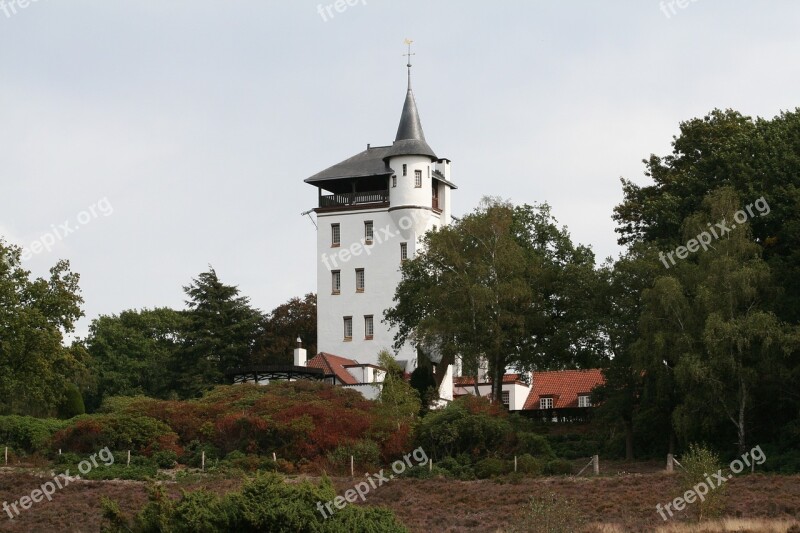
<box><xmin>403</xmin><ymin>38</ymin><xmax>415</xmax><ymax>87</ymax></box>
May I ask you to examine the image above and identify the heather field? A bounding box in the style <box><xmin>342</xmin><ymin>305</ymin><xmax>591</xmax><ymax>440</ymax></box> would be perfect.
<box><xmin>1</xmin><ymin>467</ymin><xmax>799</xmax><ymax>532</ymax></box>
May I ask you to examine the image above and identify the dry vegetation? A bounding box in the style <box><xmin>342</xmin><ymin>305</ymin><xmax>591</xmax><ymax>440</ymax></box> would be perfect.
<box><xmin>0</xmin><ymin>469</ymin><xmax>798</xmax><ymax>532</ymax></box>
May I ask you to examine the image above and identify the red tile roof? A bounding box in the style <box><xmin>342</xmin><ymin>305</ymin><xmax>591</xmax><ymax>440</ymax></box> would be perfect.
<box><xmin>523</xmin><ymin>369</ymin><xmax>604</xmax><ymax>410</ymax></box>
<box><xmin>306</xmin><ymin>352</ymin><xmax>359</xmax><ymax>385</ymax></box>
<box><xmin>453</xmin><ymin>374</ymin><xmax>523</xmax><ymax>386</ymax></box>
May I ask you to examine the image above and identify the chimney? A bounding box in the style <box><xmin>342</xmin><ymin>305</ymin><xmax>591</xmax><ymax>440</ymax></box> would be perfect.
<box><xmin>293</xmin><ymin>337</ymin><xmax>307</xmax><ymax>366</ymax></box>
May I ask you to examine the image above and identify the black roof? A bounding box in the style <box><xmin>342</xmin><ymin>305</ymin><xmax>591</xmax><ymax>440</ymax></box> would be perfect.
<box><xmin>305</xmin><ymin>145</ymin><xmax>393</xmax><ymax>185</ymax></box>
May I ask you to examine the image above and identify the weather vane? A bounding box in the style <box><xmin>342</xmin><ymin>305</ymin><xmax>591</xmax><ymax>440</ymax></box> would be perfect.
<box><xmin>403</xmin><ymin>38</ymin><xmax>415</xmax><ymax>68</ymax></box>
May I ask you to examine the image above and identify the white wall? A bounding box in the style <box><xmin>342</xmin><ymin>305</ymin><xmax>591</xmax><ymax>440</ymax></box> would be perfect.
<box><xmin>453</xmin><ymin>381</ymin><xmax>532</xmax><ymax>411</ymax></box>
<box><xmin>317</xmin><ymin>207</ymin><xmax>405</xmax><ymax>366</ymax></box>
<box><xmin>342</xmin><ymin>383</ymin><xmax>383</xmax><ymax>400</ymax></box>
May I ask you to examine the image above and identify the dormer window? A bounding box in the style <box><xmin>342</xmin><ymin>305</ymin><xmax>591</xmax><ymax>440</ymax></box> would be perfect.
<box><xmin>578</xmin><ymin>395</ymin><xmax>592</xmax><ymax>408</ymax></box>
<box><xmin>539</xmin><ymin>397</ymin><xmax>553</xmax><ymax>410</ymax></box>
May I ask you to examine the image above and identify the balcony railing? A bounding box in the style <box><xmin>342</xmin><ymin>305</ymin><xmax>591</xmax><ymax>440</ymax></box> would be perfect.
<box><xmin>320</xmin><ymin>190</ymin><xmax>389</xmax><ymax>209</ymax></box>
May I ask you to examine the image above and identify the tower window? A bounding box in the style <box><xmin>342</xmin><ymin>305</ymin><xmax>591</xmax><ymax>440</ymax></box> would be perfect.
<box><xmin>400</xmin><ymin>242</ymin><xmax>408</xmax><ymax>261</ymax></box>
<box><xmin>428</xmin><ymin>166</ymin><xmax>430</xmax><ymax>179</ymax></box>
<box><xmin>355</xmin><ymin>269</ymin><xmax>365</xmax><ymax>292</ymax></box>
<box><xmin>392</xmin><ymin>175</ymin><xmax>397</xmax><ymax>188</ymax></box>
<box><xmin>364</xmin><ymin>221</ymin><xmax>373</xmax><ymax>243</ymax></box>
<box><xmin>501</xmin><ymin>391</ymin><xmax>510</xmax><ymax>407</ymax></box>
<box><xmin>415</xmin><ymin>170</ymin><xmax>422</xmax><ymax>188</ymax></box>
<box><xmin>331</xmin><ymin>270</ymin><xmax>340</xmax><ymax>294</ymax></box>
<box><xmin>331</xmin><ymin>224</ymin><xmax>340</xmax><ymax>247</ymax></box>
<box><xmin>403</xmin><ymin>164</ymin><xmax>407</xmax><ymax>176</ymax></box>
<box><xmin>343</xmin><ymin>316</ymin><xmax>353</xmax><ymax>340</ymax></box>
<box><xmin>364</xmin><ymin>315</ymin><xmax>374</xmax><ymax>339</ymax></box>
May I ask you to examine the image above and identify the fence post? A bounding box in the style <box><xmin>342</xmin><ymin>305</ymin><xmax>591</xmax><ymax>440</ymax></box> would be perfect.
<box><xmin>4</xmin><ymin>446</ymin><xmax>7</xmax><ymax>465</ymax></box>
<box><xmin>58</xmin><ymin>449</ymin><xmax>61</xmax><ymax>456</ymax></box>
<box><xmin>667</xmin><ymin>453</ymin><xmax>674</xmax><ymax>473</ymax></box>
<box><xmin>272</xmin><ymin>452</ymin><xmax>276</xmax><ymax>463</ymax></box>
<box><xmin>514</xmin><ymin>456</ymin><xmax>518</xmax><ymax>473</ymax></box>
<box><xmin>127</xmin><ymin>450</ymin><xmax>131</xmax><ymax>466</ymax></box>
<box><xmin>201</xmin><ymin>451</ymin><xmax>205</xmax><ymax>472</ymax></box>
<box><xmin>592</xmin><ymin>455</ymin><xmax>599</xmax><ymax>475</ymax></box>
<box><xmin>429</xmin><ymin>459</ymin><xmax>433</xmax><ymax>472</ymax></box>
<box><xmin>350</xmin><ymin>455</ymin><xmax>354</xmax><ymax>478</ymax></box>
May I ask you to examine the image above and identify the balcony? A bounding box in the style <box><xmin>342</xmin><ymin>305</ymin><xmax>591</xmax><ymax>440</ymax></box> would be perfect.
<box><xmin>319</xmin><ymin>190</ymin><xmax>389</xmax><ymax>210</ymax></box>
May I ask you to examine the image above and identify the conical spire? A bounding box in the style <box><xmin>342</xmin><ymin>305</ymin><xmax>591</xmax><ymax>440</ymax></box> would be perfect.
<box><xmin>395</xmin><ymin>83</ymin><xmax>426</xmax><ymax>142</ymax></box>
<box><xmin>386</xmin><ymin>39</ymin><xmax>436</xmax><ymax>160</ymax></box>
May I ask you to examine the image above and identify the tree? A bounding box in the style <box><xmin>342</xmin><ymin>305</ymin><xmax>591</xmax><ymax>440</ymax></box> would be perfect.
<box><xmin>672</xmin><ymin>189</ymin><xmax>795</xmax><ymax>454</ymax></box>
<box><xmin>374</xmin><ymin>350</ymin><xmax>421</xmax><ymax>431</ymax></box>
<box><xmin>613</xmin><ymin>108</ymin><xmax>800</xmax><ymax>323</ymax></box>
<box><xmin>253</xmin><ymin>293</ymin><xmax>316</xmax><ymax>365</ymax></box>
<box><xmin>592</xmin><ymin>245</ymin><xmax>659</xmax><ymax>460</ymax></box>
<box><xmin>0</xmin><ymin>240</ymin><xmax>87</xmax><ymax>416</ymax></box>
<box><xmin>84</xmin><ymin>307</ymin><xmax>188</xmax><ymax>409</ymax></box>
<box><xmin>176</xmin><ymin>267</ymin><xmax>262</xmax><ymax>397</ymax></box>
<box><xmin>385</xmin><ymin>198</ymin><xmax>600</xmax><ymax>403</ymax></box>
<box><xmin>612</xmin><ymin>108</ymin><xmax>800</xmax><ymax>456</ymax></box>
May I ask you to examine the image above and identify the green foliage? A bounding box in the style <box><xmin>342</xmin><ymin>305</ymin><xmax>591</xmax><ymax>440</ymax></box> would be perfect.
<box><xmin>679</xmin><ymin>443</ymin><xmax>727</xmax><ymax>521</ymax></box>
<box><xmin>326</xmin><ymin>439</ymin><xmax>381</xmax><ymax>471</ymax></box>
<box><xmin>545</xmin><ymin>433</ymin><xmax>601</xmax><ymax>460</ymax></box>
<box><xmin>0</xmin><ymin>415</ymin><xmax>68</xmax><ymax>454</ymax></box>
<box><xmin>611</xmin><ymin>109</ymin><xmax>800</xmax><ymax>458</ymax></box>
<box><xmin>515</xmin><ymin>454</ymin><xmax>545</xmax><ymax>475</ymax></box>
<box><xmin>58</xmin><ymin>384</ymin><xmax>86</xmax><ymax>419</ymax></box>
<box><xmin>474</xmin><ymin>457</ymin><xmax>511</xmax><ymax>479</ymax></box>
<box><xmin>413</xmin><ymin>396</ymin><xmax>513</xmax><ymax>460</ymax></box>
<box><xmin>102</xmin><ymin>473</ymin><xmax>407</xmax><ymax>532</ymax></box>
<box><xmin>508</xmin><ymin>492</ymin><xmax>587</xmax><ymax>533</ymax></box>
<box><xmin>85</xmin><ymin>308</ymin><xmax>188</xmax><ymax>410</ymax></box>
<box><xmin>515</xmin><ymin>432</ymin><xmax>555</xmax><ymax>458</ymax></box>
<box><xmin>542</xmin><ymin>459</ymin><xmax>573</xmax><ymax>475</ymax></box>
<box><xmin>0</xmin><ymin>241</ymin><xmax>87</xmax><ymax>416</ymax></box>
<box><xmin>176</xmin><ymin>267</ymin><xmax>263</xmax><ymax>398</ymax></box>
<box><xmin>435</xmin><ymin>456</ymin><xmax>476</xmax><ymax>480</ymax></box>
<box><xmin>385</xmin><ymin>199</ymin><xmax>601</xmax><ymax>403</ymax></box>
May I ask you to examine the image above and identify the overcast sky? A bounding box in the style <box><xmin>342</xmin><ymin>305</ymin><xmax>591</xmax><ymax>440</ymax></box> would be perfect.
<box><xmin>1</xmin><ymin>1</ymin><xmax>799</xmax><ymax>339</ymax></box>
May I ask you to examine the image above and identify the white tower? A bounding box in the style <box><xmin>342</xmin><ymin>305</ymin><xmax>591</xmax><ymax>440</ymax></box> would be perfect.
<box><xmin>305</xmin><ymin>51</ymin><xmax>456</xmax><ymax>375</ymax></box>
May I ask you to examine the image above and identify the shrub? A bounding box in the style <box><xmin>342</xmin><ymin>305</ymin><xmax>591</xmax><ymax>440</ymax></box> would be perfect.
<box><xmin>507</xmin><ymin>492</ymin><xmax>587</xmax><ymax>533</ymax></box>
<box><xmin>0</xmin><ymin>416</ymin><xmax>68</xmax><ymax>454</ymax></box>
<box><xmin>58</xmin><ymin>384</ymin><xmax>86</xmax><ymax>419</ymax></box>
<box><xmin>516</xmin><ymin>454</ymin><xmax>545</xmax><ymax>475</ymax></box>
<box><xmin>436</xmin><ymin>456</ymin><xmax>476</xmax><ymax>480</ymax></box>
<box><xmin>180</xmin><ymin>440</ymin><xmax>220</xmax><ymax>469</ymax></box>
<box><xmin>515</xmin><ymin>432</ymin><xmax>555</xmax><ymax>458</ymax></box>
<box><xmin>51</xmin><ymin>414</ymin><xmax>179</xmax><ymax>455</ymax></box>
<box><xmin>414</xmin><ymin>397</ymin><xmax>514</xmax><ymax>460</ymax></box>
<box><xmin>679</xmin><ymin>443</ymin><xmax>727</xmax><ymax>521</ymax></box>
<box><xmin>101</xmin><ymin>473</ymin><xmax>408</xmax><ymax>532</ymax></box>
<box><xmin>152</xmin><ymin>450</ymin><xmax>177</xmax><ymax>469</ymax></box>
<box><xmin>543</xmin><ymin>459</ymin><xmax>573</xmax><ymax>475</ymax></box>
<box><xmin>326</xmin><ymin>439</ymin><xmax>381</xmax><ymax>472</ymax></box>
<box><xmin>545</xmin><ymin>433</ymin><xmax>600</xmax><ymax>460</ymax></box>
<box><xmin>474</xmin><ymin>457</ymin><xmax>511</xmax><ymax>479</ymax></box>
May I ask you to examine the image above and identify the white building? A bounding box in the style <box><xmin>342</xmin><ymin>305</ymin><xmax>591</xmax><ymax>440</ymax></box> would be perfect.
<box><xmin>305</xmin><ymin>61</ymin><xmax>455</xmax><ymax>401</ymax></box>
